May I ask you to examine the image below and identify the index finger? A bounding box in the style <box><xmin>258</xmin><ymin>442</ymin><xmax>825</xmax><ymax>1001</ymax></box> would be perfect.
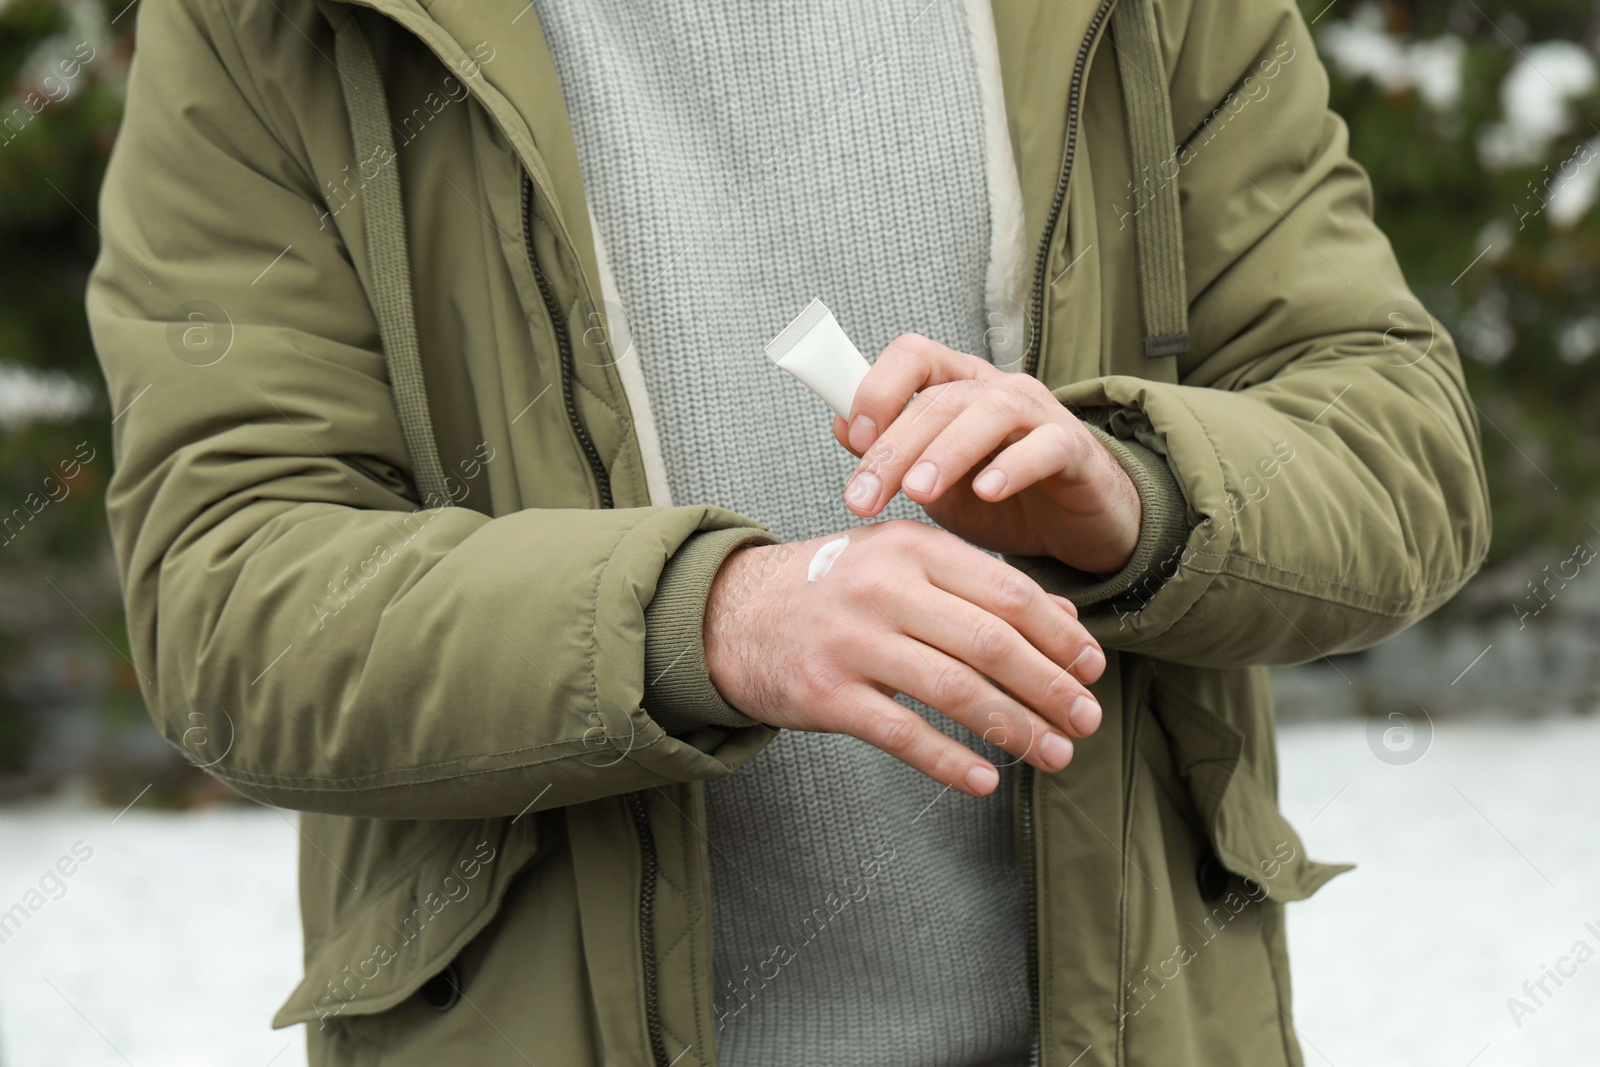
<box><xmin>845</xmin><ymin>333</ymin><xmax>1006</xmax><ymax>454</ymax></box>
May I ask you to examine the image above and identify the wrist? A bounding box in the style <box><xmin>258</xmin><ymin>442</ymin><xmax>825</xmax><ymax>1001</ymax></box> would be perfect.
<box><xmin>1044</xmin><ymin>461</ymin><xmax>1143</xmax><ymax>574</ymax></box>
<box><xmin>703</xmin><ymin>542</ymin><xmax>788</xmax><ymax>715</ymax></box>
<box><xmin>643</xmin><ymin>527</ymin><xmax>774</xmax><ymax>735</ymax></box>
<box><xmin>1031</xmin><ymin>422</ymin><xmax>1191</xmax><ymax>609</ymax></box>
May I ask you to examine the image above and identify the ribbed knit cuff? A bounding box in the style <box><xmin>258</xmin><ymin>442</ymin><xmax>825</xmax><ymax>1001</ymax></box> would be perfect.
<box><xmin>644</xmin><ymin>526</ymin><xmax>776</xmax><ymax>736</ymax></box>
<box><xmin>1007</xmin><ymin>420</ymin><xmax>1191</xmax><ymax>611</ymax></box>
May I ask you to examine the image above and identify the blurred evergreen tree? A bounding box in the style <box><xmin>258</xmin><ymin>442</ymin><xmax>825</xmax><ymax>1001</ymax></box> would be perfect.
<box><xmin>1301</xmin><ymin>0</ymin><xmax>1600</xmax><ymax>575</ymax></box>
<box><xmin>0</xmin><ymin>0</ymin><xmax>134</xmax><ymax>779</ymax></box>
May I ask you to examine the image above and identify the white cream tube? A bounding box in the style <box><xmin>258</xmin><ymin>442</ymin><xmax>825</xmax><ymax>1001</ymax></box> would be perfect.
<box><xmin>764</xmin><ymin>299</ymin><xmax>872</xmax><ymax>419</ymax></box>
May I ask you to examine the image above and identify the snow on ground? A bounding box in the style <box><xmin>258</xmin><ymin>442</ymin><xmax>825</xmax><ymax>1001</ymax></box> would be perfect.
<box><xmin>1280</xmin><ymin>716</ymin><xmax>1600</xmax><ymax>1067</ymax></box>
<box><xmin>1</xmin><ymin>718</ymin><xmax>1598</xmax><ymax>1066</ymax></box>
<box><xmin>0</xmin><ymin>799</ymin><xmax>303</xmax><ymax>1067</ymax></box>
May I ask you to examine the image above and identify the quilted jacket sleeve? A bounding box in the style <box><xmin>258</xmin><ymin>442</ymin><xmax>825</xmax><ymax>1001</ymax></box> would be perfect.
<box><xmin>87</xmin><ymin>0</ymin><xmax>773</xmax><ymax>820</ymax></box>
<box><xmin>1016</xmin><ymin>0</ymin><xmax>1491</xmax><ymax>666</ymax></box>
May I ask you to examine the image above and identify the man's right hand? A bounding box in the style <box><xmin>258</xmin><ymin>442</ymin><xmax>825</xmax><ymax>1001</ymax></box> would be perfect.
<box><xmin>702</xmin><ymin>519</ymin><xmax>1106</xmax><ymax>796</ymax></box>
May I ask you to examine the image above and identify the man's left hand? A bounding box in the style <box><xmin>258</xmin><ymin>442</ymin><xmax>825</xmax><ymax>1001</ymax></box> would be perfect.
<box><xmin>836</xmin><ymin>334</ymin><xmax>1142</xmax><ymax>575</ymax></box>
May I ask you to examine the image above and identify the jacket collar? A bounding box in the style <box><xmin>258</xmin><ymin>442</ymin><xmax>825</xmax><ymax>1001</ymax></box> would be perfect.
<box><xmin>322</xmin><ymin>0</ymin><xmax>603</xmax><ymax>291</ymax></box>
<box><xmin>325</xmin><ymin>0</ymin><xmax>1104</xmax><ymax>300</ymax></box>
<box><xmin>990</xmin><ymin>0</ymin><xmax>1108</xmax><ymax>279</ymax></box>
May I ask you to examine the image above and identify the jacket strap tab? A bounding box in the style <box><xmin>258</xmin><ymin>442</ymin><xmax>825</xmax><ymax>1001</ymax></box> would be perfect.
<box><xmin>1112</xmin><ymin>0</ymin><xmax>1190</xmax><ymax>361</ymax></box>
<box><xmin>335</xmin><ymin>15</ymin><xmax>452</xmax><ymax>509</ymax></box>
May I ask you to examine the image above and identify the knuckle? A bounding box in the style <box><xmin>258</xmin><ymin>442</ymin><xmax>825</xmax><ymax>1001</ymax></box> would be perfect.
<box><xmin>1040</xmin><ymin>668</ymin><xmax>1079</xmax><ymax>706</ymax></box>
<box><xmin>992</xmin><ymin>570</ymin><xmax>1037</xmax><ymax>614</ymax></box>
<box><xmin>878</xmin><ymin>518</ymin><xmax>926</xmax><ymax>549</ymax></box>
<box><xmin>1018</xmin><ymin>374</ymin><xmax>1055</xmax><ymax>402</ymax></box>
<box><xmin>884</xmin><ymin>333</ymin><xmax>929</xmax><ymax>365</ymax></box>
<box><xmin>1053</xmin><ymin>425</ymin><xmax>1095</xmax><ymax>482</ymax></box>
<box><xmin>928</xmin><ymin>751</ymin><xmax>965</xmax><ymax>787</ymax></box>
<box><xmin>863</xmin><ymin>437</ymin><xmax>899</xmax><ymax>469</ymax></box>
<box><xmin>871</xmin><ymin>710</ymin><xmax>922</xmax><ymax>755</ymax></box>
<box><xmin>1045</xmin><ymin>421</ymin><xmax>1077</xmax><ymax>455</ymax></box>
<box><xmin>852</xmin><ymin>568</ymin><xmax>895</xmax><ymax>602</ymax></box>
<box><xmin>999</xmin><ymin>711</ymin><xmax>1037</xmax><ymax>755</ymax></box>
<box><xmin>982</xmin><ymin>704</ymin><xmax>1029</xmax><ymax>754</ymax></box>
<box><xmin>920</xmin><ymin>383</ymin><xmax>960</xmax><ymax>418</ymax></box>
<box><xmin>976</xmin><ymin>703</ymin><xmax>1013</xmax><ymax>746</ymax></box>
<box><xmin>938</xmin><ymin>380</ymin><xmax>983</xmax><ymax>414</ymax></box>
<box><xmin>969</xmin><ymin>618</ymin><xmax>1012</xmax><ymax>664</ymax></box>
<box><xmin>988</xmin><ymin>385</ymin><xmax>1028</xmax><ymax>419</ymax></box>
<box><xmin>1036</xmin><ymin>425</ymin><xmax>1075</xmax><ymax>476</ymax></box>
<box><xmin>798</xmin><ymin>662</ymin><xmax>848</xmax><ymax>706</ymax></box>
<box><xmin>1044</xmin><ymin>424</ymin><xmax>1082</xmax><ymax>475</ymax></box>
<box><xmin>928</xmin><ymin>663</ymin><xmax>971</xmax><ymax>707</ymax></box>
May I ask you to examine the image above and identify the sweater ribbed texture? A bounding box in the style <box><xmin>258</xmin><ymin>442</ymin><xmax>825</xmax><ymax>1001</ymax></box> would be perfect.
<box><xmin>534</xmin><ymin>2</ymin><xmax>1031</xmax><ymax>1065</ymax></box>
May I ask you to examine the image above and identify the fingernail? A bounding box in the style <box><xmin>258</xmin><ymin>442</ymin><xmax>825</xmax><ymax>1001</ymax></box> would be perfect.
<box><xmin>1076</xmin><ymin>646</ymin><xmax>1106</xmax><ymax>681</ymax></box>
<box><xmin>845</xmin><ymin>470</ymin><xmax>880</xmax><ymax>509</ymax></box>
<box><xmin>904</xmin><ymin>461</ymin><xmax>938</xmax><ymax>495</ymax></box>
<box><xmin>965</xmin><ymin>763</ymin><xmax>1000</xmax><ymax>794</ymax></box>
<box><xmin>848</xmin><ymin>415</ymin><xmax>877</xmax><ymax>452</ymax></box>
<box><xmin>1040</xmin><ymin>732</ymin><xmax>1074</xmax><ymax>769</ymax></box>
<box><xmin>1068</xmin><ymin>696</ymin><xmax>1101</xmax><ymax>736</ymax></box>
<box><xmin>973</xmin><ymin>468</ymin><xmax>1007</xmax><ymax>498</ymax></box>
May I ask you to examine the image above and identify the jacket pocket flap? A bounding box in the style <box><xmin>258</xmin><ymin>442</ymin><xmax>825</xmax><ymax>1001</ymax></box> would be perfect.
<box><xmin>272</xmin><ymin>817</ymin><xmax>537</xmax><ymax>1029</ymax></box>
<box><xmin>1149</xmin><ymin>678</ymin><xmax>1352</xmax><ymax>903</ymax></box>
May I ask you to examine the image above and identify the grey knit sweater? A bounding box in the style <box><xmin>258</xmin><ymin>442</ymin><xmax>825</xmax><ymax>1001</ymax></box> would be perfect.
<box><xmin>536</xmin><ymin>2</ymin><xmax>1031</xmax><ymax>1064</ymax></box>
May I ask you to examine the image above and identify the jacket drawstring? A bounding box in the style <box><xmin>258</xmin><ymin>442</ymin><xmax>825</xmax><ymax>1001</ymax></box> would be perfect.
<box><xmin>335</xmin><ymin>15</ymin><xmax>452</xmax><ymax>510</ymax></box>
<box><xmin>1113</xmin><ymin>0</ymin><xmax>1191</xmax><ymax>359</ymax></box>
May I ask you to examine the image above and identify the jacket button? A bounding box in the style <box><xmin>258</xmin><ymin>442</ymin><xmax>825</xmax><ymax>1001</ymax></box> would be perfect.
<box><xmin>1195</xmin><ymin>851</ymin><xmax>1233</xmax><ymax>903</ymax></box>
<box><xmin>419</xmin><ymin>963</ymin><xmax>462</xmax><ymax>1011</ymax></box>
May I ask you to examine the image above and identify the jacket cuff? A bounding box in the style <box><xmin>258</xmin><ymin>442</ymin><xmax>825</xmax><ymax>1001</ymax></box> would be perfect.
<box><xmin>1007</xmin><ymin>419</ymin><xmax>1192</xmax><ymax>611</ymax></box>
<box><xmin>644</xmin><ymin>526</ymin><xmax>775</xmax><ymax>736</ymax></box>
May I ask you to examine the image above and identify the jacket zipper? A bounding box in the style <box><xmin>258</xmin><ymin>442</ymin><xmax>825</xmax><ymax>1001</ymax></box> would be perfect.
<box><xmin>1019</xmin><ymin>763</ymin><xmax>1041</xmax><ymax>1067</ymax></box>
<box><xmin>522</xmin><ymin>0</ymin><xmax>1121</xmax><ymax>1048</ymax></box>
<box><xmin>1023</xmin><ymin>0</ymin><xmax>1120</xmax><ymax>381</ymax></box>
<box><xmin>627</xmin><ymin>791</ymin><xmax>671</xmax><ymax>1067</ymax></box>
<box><xmin>1020</xmin><ymin>5</ymin><xmax>1120</xmax><ymax>1064</ymax></box>
<box><xmin>520</xmin><ymin>172</ymin><xmax>613</xmax><ymax>508</ymax></box>
<box><xmin>523</xmin><ymin>172</ymin><xmax>665</xmax><ymax>1061</ymax></box>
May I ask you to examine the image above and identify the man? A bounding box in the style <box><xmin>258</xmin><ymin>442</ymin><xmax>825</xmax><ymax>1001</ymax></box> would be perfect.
<box><xmin>88</xmin><ymin>0</ymin><xmax>1489</xmax><ymax>1063</ymax></box>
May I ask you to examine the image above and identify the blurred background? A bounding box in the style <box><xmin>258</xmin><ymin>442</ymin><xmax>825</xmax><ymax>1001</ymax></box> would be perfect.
<box><xmin>0</xmin><ymin>1</ymin><xmax>1596</xmax><ymax>1064</ymax></box>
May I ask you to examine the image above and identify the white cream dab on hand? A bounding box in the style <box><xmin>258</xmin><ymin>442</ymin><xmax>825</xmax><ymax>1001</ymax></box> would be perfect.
<box><xmin>807</xmin><ymin>534</ymin><xmax>850</xmax><ymax>582</ymax></box>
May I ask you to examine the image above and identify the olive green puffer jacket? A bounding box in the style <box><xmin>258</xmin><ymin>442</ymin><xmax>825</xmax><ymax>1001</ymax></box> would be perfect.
<box><xmin>86</xmin><ymin>0</ymin><xmax>1489</xmax><ymax>1063</ymax></box>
